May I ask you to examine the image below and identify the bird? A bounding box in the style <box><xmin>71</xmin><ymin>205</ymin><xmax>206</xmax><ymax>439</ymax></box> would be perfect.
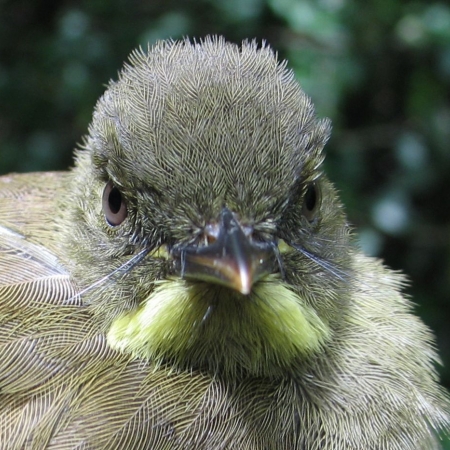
<box><xmin>0</xmin><ymin>36</ymin><xmax>448</xmax><ymax>450</ymax></box>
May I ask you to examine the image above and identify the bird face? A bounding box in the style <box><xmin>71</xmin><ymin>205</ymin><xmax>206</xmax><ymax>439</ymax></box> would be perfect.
<box><xmin>60</xmin><ymin>38</ymin><xmax>351</xmax><ymax>378</ymax></box>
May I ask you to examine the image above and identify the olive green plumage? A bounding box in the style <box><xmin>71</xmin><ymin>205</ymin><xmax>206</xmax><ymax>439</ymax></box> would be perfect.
<box><xmin>0</xmin><ymin>37</ymin><xmax>448</xmax><ymax>449</ymax></box>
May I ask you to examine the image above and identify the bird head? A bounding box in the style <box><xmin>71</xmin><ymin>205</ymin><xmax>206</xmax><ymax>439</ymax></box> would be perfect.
<box><xmin>61</xmin><ymin>37</ymin><xmax>351</xmax><ymax>378</ymax></box>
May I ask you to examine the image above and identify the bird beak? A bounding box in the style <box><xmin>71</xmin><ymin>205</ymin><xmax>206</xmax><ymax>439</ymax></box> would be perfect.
<box><xmin>172</xmin><ymin>208</ymin><xmax>276</xmax><ymax>295</ymax></box>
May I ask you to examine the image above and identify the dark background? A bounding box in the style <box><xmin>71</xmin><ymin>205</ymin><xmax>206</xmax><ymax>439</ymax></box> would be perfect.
<box><xmin>0</xmin><ymin>0</ymin><xmax>449</xmax><ymax>440</ymax></box>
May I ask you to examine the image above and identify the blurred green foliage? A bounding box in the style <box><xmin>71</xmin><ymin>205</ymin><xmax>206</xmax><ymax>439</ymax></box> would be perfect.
<box><xmin>0</xmin><ymin>0</ymin><xmax>449</xmax><ymax>442</ymax></box>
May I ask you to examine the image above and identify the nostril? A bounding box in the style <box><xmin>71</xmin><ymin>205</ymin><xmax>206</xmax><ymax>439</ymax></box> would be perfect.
<box><xmin>247</xmin><ymin>230</ymin><xmax>269</xmax><ymax>245</ymax></box>
<box><xmin>201</xmin><ymin>234</ymin><xmax>217</xmax><ymax>246</ymax></box>
<box><xmin>203</xmin><ymin>223</ymin><xmax>220</xmax><ymax>245</ymax></box>
<box><xmin>241</xmin><ymin>225</ymin><xmax>253</xmax><ymax>238</ymax></box>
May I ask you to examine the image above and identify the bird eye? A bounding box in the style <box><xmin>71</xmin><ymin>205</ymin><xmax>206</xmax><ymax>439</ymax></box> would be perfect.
<box><xmin>102</xmin><ymin>181</ymin><xmax>128</xmax><ymax>226</ymax></box>
<box><xmin>302</xmin><ymin>182</ymin><xmax>321</xmax><ymax>222</ymax></box>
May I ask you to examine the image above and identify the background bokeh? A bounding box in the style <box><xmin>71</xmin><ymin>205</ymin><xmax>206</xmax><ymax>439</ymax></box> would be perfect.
<box><xmin>0</xmin><ymin>0</ymin><xmax>449</xmax><ymax>440</ymax></box>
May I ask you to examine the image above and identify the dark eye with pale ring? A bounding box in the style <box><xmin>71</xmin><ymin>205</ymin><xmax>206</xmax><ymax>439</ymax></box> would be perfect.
<box><xmin>102</xmin><ymin>181</ymin><xmax>128</xmax><ymax>226</ymax></box>
<box><xmin>302</xmin><ymin>182</ymin><xmax>321</xmax><ymax>222</ymax></box>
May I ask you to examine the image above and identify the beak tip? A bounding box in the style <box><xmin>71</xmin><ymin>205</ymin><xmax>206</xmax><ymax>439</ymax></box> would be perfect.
<box><xmin>238</xmin><ymin>286</ymin><xmax>252</xmax><ymax>295</ymax></box>
<box><xmin>235</xmin><ymin>270</ymin><xmax>253</xmax><ymax>295</ymax></box>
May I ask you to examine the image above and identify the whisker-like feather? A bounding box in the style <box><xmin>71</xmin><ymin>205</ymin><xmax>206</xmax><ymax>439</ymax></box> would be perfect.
<box><xmin>271</xmin><ymin>241</ymin><xmax>286</xmax><ymax>280</ymax></box>
<box><xmin>67</xmin><ymin>247</ymin><xmax>151</xmax><ymax>303</ymax></box>
<box><xmin>291</xmin><ymin>244</ymin><xmax>350</xmax><ymax>283</ymax></box>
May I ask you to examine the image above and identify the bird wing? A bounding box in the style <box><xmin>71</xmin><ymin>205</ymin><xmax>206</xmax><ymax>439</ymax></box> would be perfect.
<box><xmin>0</xmin><ymin>173</ymin><xmax>81</xmax><ymax>448</ymax></box>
